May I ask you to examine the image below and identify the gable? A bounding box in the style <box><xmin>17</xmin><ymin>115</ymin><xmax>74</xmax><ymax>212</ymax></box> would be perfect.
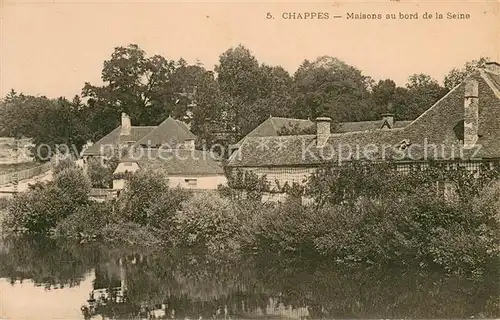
<box><xmin>136</xmin><ymin>117</ymin><xmax>196</xmax><ymax>147</ymax></box>
<box><xmin>403</xmin><ymin>70</ymin><xmax>500</xmax><ymax>152</ymax></box>
<box><xmin>82</xmin><ymin>126</ymin><xmax>155</xmax><ymax>156</ymax></box>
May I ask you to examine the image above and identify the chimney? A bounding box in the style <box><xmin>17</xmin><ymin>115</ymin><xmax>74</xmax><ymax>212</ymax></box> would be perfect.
<box><xmin>185</xmin><ymin>138</ymin><xmax>195</xmax><ymax>150</ymax></box>
<box><xmin>121</xmin><ymin>113</ymin><xmax>131</xmax><ymax>136</ymax></box>
<box><xmin>316</xmin><ymin>117</ymin><xmax>331</xmax><ymax>146</ymax></box>
<box><xmin>381</xmin><ymin>113</ymin><xmax>394</xmax><ymax>130</ymax></box>
<box><xmin>484</xmin><ymin>62</ymin><xmax>500</xmax><ymax>74</ymax></box>
<box><xmin>463</xmin><ymin>79</ymin><xmax>479</xmax><ymax>149</ymax></box>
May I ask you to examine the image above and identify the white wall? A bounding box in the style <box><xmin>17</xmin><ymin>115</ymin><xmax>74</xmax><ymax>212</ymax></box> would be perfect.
<box><xmin>114</xmin><ymin>162</ymin><xmax>140</xmax><ymax>174</ymax></box>
<box><xmin>113</xmin><ymin>179</ymin><xmax>126</xmax><ymax>190</ymax></box>
<box><xmin>167</xmin><ymin>174</ymin><xmax>227</xmax><ymax>190</ymax></box>
<box><xmin>239</xmin><ymin>166</ymin><xmax>317</xmax><ymax>190</ymax></box>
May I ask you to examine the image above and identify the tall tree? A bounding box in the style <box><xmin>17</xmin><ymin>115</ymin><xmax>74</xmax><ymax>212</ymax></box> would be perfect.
<box><xmin>397</xmin><ymin>74</ymin><xmax>448</xmax><ymax>120</ymax></box>
<box><xmin>292</xmin><ymin>56</ymin><xmax>375</xmax><ymax>122</ymax></box>
<box><xmin>212</xmin><ymin>45</ymin><xmax>293</xmax><ymax>139</ymax></box>
<box><xmin>0</xmin><ymin>92</ymin><xmax>90</xmax><ymax>159</ymax></box>
<box><xmin>443</xmin><ymin>57</ymin><xmax>491</xmax><ymax>90</ymax></box>
<box><xmin>82</xmin><ymin>44</ymin><xmax>178</xmax><ymax>128</ymax></box>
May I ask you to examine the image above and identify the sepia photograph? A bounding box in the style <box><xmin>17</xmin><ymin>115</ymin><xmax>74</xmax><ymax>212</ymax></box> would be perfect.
<box><xmin>0</xmin><ymin>0</ymin><xmax>499</xmax><ymax>319</ymax></box>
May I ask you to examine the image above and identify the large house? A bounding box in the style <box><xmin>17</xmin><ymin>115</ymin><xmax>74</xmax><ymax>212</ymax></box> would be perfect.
<box><xmin>227</xmin><ymin>62</ymin><xmax>500</xmax><ymax>191</ymax></box>
<box><xmin>82</xmin><ymin>113</ymin><xmax>226</xmax><ymax>191</ymax></box>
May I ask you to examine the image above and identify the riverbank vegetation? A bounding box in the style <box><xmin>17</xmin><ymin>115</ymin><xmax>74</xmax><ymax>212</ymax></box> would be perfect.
<box><xmin>1</xmin><ymin>161</ymin><xmax>499</xmax><ymax>275</ymax></box>
<box><xmin>1</xmin><ymin>161</ymin><xmax>499</xmax><ymax>317</ymax></box>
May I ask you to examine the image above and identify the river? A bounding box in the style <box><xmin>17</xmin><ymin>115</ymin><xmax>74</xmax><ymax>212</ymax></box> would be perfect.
<box><xmin>0</xmin><ymin>236</ymin><xmax>498</xmax><ymax>319</ymax></box>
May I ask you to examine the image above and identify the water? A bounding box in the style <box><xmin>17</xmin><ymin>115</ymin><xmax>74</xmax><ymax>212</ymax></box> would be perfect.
<box><xmin>0</xmin><ymin>236</ymin><xmax>498</xmax><ymax>319</ymax></box>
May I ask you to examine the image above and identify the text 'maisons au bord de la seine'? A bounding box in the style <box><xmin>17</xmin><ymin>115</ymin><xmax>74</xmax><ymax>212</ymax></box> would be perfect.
<box><xmin>267</xmin><ymin>12</ymin><xmax>471</xmax><ymax>20</ymax></box>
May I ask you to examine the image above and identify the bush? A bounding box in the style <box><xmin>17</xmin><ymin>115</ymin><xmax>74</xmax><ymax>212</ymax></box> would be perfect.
<box><xmin>174</xmin><ymin>192</ymin><xmax>240</xmax><ymax>254</ymax></box>
<box><xmin>86</xmin><ymin>156</ymin><xmax>119</xmax><ymax>188</ymax></box>
<box><xmin>117</xmin><ymin>169</ymin><xmax>191</xmax><ymax>231</ymax></box>
<box><xmin>54</xmin><ymin>202</ymin><xmax>116</xmax><ymax>242</ymax></box>
<box><xmin>2</xmin><ymin>166</ymin><xmax>91</xmax><ymax>234</ymax></box>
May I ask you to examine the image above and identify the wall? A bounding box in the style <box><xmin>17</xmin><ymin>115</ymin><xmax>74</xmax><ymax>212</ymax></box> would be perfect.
<box><xmin>167</xmin><ymin>175</ymin><xmax>227</xmax><ymax>190</ymax></box>
<box><xmin>114</xmin><ymin>162</ymin><xmax>140</xmax><ymax>174</ymax></box>
<box><xmin>237</xmin><ymin>166</ymin><xmax>317</xmax><ymax>190</ymax></box>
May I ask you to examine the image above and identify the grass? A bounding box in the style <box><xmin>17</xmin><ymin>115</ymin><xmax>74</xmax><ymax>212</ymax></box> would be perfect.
<box><xmin>0</xmin><ymin>162</ymin><xmax>41</xmax><ymax>174</ymax></box>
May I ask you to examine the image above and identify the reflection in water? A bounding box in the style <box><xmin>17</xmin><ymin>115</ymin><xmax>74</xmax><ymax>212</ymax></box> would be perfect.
<box><xmin>0</xmin><ymin>236</ymin><xmax>498</xmax><ymax>319</ymax></box>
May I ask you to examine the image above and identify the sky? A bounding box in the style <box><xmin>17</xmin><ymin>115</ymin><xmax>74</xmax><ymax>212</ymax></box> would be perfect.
<box><xmin>0</xmin><ymin>0</ymin><xmax>499</xmax><ymax>99</ymax></box>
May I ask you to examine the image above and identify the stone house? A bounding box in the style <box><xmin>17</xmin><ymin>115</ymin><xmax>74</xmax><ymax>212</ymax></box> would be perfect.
<box><xmin>82</xmin><ymin>113</ymin><xmax>226</xmax><ymax>191</ymax></box>
<box><xmin>226</xmin><ymin>62</ymin><xmax>500</xmax><ymax>194</ymax></box>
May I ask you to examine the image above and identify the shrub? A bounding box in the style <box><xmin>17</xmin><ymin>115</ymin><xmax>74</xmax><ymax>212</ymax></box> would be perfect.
<box><xmin>54</xmin><ymin>202</ymin><xmax>116</xmax><ymax>242</ymax></box>
<box><xmin>174</xmin><ymin>192</ymin><xmax>240</xmax><ymax>254</ymax></box>
<box><xmin>118</xmin><ymin>169</ymin><xmax>185</xmax><ymax>226</ymax></box>
<box><xmin>2</xmin><ymin>166</ymin><xmax>91</xmax><ymax>234</ymax></box>
<box><xmin>86</xmin><ymin>157</ymin><xmax>113</xmax><ymax>188</ymax></box>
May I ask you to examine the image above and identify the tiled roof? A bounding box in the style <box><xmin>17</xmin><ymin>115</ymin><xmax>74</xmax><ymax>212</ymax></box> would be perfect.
<box><xmin>82</xmin><ymin>126</ymin><xmax>155</xmax><ymax>156</ymax></box>
<box><xmin>136</xmin><ymin>116</ymin><xmax>196</xmax><ymax>147</ymax></box>
<box><xmin>228</xmin><ymin>68</ymin><xmax>500</xmax><ymax>167</ymax></box>
<box><xmin>337</xmin><ymin>120</ymin><xmax>411</xmax><ymax>133</ymax></box>
<box><xmin>234</xmin><ymin>116</ymin><xmax>410</xmax><ymax>148</ymax></box>
<box><xmin>82</xmin><ymin>117</ymin><xmax>194</xmax><ymax>156</ymax></box>
<box><xmin>234</xmin><ymin>117</ymin><xmax>314</xmax><ymax>146</ymax></box>
<box><xmin>121</xmin><ymin>148</ymin><xmax>224</xmax><ymax>175</ymax></box>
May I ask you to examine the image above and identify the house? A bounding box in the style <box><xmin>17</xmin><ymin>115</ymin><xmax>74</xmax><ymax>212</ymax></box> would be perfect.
<box><xmin>81</xmin><ymin>113</ymin><xmax>194</xmax><ymax>161</ymax></box>
<box><xmin>113</xmin><ymin>148</ymin><xmax>226</xmax><ymax>190</ymax></box>
<box><xmin>226</xmin><ymin>62</ymin><xmax>500</xmax><ymax>193</ymax></box>
<box><xmin>82</xmin><ymin>113</ymin><xmax>226</xmax><ymax>191</ymax></box>
<box><xmin>232</xmin><ymin>114</ymin><xmax>410</xmax><ymax>149</ymax></box>
<box><xmin>107</xmin><ymin>114</ymin><xmax>226</xmax><ymax>191</ymax></box>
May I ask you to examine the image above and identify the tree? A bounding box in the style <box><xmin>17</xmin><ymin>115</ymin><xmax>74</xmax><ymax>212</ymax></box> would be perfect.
<box><xmin>396</xmin><ymin>74</ymin><xmax>448</xmax><ymax>120</ymax></box>
<box><xmin>82</xmin><ymin>44</ymin><xmax>179</xmax><ymax>129</ymax></box>
<box><xmin>292</xmin><ymin>56</ymin><xmax>375</xmax><ymax>122</ymax></box>
<box><xmin>117</xmin><ymin>169</ymin><xmax>189</xmax><ymax>230</ymax></box>
<box><xmin>0</xmin><ymin>93</ymin><xmax>90</xmax><ymax>158</ymax></box>
<box><xmin>444</xmin><ymin>57</ymin><xmax>491</xmax><ymax>90</ymax></box>
<box><xmin>213</xmin><ymin>45</ymin><xmax>294</xmax><ymax>140</ymax></box>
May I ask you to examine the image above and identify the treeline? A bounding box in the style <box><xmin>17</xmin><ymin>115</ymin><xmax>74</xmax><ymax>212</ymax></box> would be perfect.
<box><xmin>0</xmin><ymin>44</ymin><xmax>491</xmax><ymax>157</ymax></box>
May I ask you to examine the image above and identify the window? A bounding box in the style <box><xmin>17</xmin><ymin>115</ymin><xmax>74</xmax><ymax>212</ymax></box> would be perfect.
<box><xmin>185</xmin><ymin>178</ymin><xmax>198</xmax><ymax>187</ymax></box>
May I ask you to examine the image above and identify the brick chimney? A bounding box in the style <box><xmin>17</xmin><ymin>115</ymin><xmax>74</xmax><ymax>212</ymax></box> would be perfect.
<box><xmin>121</xmin><ymin>113</ymin><xmax>131</xmax><ymax>136</ymax></box>
<box><xmin>463</xmin><ymin>79</ymin><xmax>479</xmax><ymax>149</ymax></box>
<box><xmin>484</xmin><ymin>62</ymin><xmax>500</xmax><ymax>74</ymax></box>
<box><xmin>316</xmin><ymin>117</ymin><xmax>331</xmax><ymax>146</ymax></box>
<box><xmin>381</xmin><ymin>113</ymin><xmax>394</xmax><ymax>130</ymax></box>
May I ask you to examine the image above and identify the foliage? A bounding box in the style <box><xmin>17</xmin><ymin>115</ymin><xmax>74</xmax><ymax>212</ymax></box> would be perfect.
<box><xmin>54</xmin><ymin>202</ymin><xmax>116</xmax><ymax>242</ymax></box>
<box><xmin>117</xmin><ymin>169</ymin><xmax>191</xmax><ymax>233</ymax></box>
<box><xmin>0</xmin><ymin>93</ymin><xmax>90</xmax><ymax>158</ymax></box>
<box><xmin>221</xmin><ymin>168</ymin><xmax>270</xmax><ymax>201</ymax></box>
<box><xmin>86</xmin><ymin>156</ymin><xmax>118</xmax><ymax>188</ymax></box>
<box><xmin>174</xmin><ymin>192</ymin><xmax>240</xmax><ymax>254</ymax></box>
<box><xmin>395</xmin><ymin>73</ymin><xmax>449</xmax><ymax>120</ymax></box>
<box><xmin>444</xmin><ymin>57</ymin><xmax>491</xmax><ymax>90</ymax></box>
<box><xmin>2</xmin><ymin>166</ymin><xmax>91</xmax><ymax>234</ymax></box>
<box><xmin>52</xmin><ymin>158</ymin><xmax>76</xmax><ymax>175</ymax></box>
<box><xmin>277</xmin><ymin>122</ymin><xmax>316</xmax><ymax>135</ymax></box>
<box><xmin>292</xmin><ymin>56</ymin><xmax>375</xmax><ymax>121</ymax></box>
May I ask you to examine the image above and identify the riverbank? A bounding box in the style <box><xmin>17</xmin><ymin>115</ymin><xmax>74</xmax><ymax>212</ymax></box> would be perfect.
<box><xmin>1</xmin><ymin>161</ymin><xmax>499</xmax><ymax>311</ymax></box>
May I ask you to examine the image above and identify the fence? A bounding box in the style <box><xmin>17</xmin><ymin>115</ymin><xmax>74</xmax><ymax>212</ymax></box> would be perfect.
<box><xmin>0</xmin><ymin>162</ymin><xmax>53</xmax><ymax>186</ymax></box>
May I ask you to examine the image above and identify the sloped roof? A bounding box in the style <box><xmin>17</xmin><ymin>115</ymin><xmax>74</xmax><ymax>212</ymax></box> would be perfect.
<box><xmin>120</xmin><ymin>148</ymin><xmax>224</xmax><ymax>175</ymax></box>
<box><xmin>228</xmin><ymin>67</ymin><xmax>500</xmax><ymax>167</ymax></box>
<box><xmin>235</xmin><ymin>117</ymin><xmax>314</xmax><ymax>146</ymax></box>
<box><xmin>82</xmin><ymin>126</ymin><xmax>155</xmax><ymax>156</ymax></box>
<box><xmin>136</xmin><ymin>116</ymin><xmax>196</xmax><ymax>147</ymax></box>
<box><xmin>338</xmin><ymin>120</ymin><xmax>411</xmax><ymax>133</ymax></box>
